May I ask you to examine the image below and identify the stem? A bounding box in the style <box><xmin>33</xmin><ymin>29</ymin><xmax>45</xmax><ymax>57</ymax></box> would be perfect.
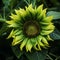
<box><xmin>3</xmin><ymin>7</ymin><xmax>5</xmax><ymax>19</ymax></box>
<box><xmin>24</xmin><ymin>0</ymin><xmax>29</xmax><ymax>5</ymax></box>
<box><xmin>55</xmin><ymin>56</ymin><xmax>60</xmax><ymax>60</ymax></box>
<box><xmin>0</xmin><ymin>18</ymin><xmax>6</xmax><ymax>22</ymax></box>
<box><xmin>46</xmin><ymin>54</ymin><xmax>53</xmax><ymax>60</ymax></box>
<box><xmin>49</xmin><ymin>52</ymin><xmax>57</xmax><ymax>58</ymax></box>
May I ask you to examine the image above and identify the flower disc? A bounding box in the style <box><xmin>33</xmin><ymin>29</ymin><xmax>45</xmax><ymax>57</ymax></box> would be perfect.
<box><xmin>23</xmin><ymin>21</ymin><xmax>40</xmax><ymax>37</ymax></box>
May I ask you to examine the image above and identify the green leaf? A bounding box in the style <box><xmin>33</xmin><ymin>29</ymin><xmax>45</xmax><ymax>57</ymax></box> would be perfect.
<box><xmin>50</xmin><ymin>29</ymin><xmax>60</xmax><ymax>40</ymax></box>
<box><xmin>11</xmin><ymin>46</ymin><xmax>23</xmax><ymax>59</ymax></box>
<box><xmin>2</xmin><ymin>0</ymin><xmax>18</xmax><ymax>8</ymax></box>
<box><xmin>2</xmin><ymin>0</ymin><xmax>11</xmax><ymax>6</ymax></box>
<box><xmin>0</xmin><ymin>18</ymin><xmax>6</xmax><ymax>22</ymax></box>
<box><xmin>0</xmin><ymin>23</ymin><xmax>8</xmax><ymax>36</ymax></box>
<box><xmin>47</xmin><ymin>11</ymin><xmax>60</xmax><ymax>19</ymax></box>
<box><xmin>25</xmin><ymin>50</ymin><xmax>48</xmax><ymax>60</ymax></box>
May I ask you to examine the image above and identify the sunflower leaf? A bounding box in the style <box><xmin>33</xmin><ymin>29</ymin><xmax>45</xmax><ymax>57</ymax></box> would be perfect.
<box><xmin>0</xmin><ymin>23</ymin><xmax>9</xmax><ymax>36</ymax></box>
<box><xmin>0</xmin><ymin>18</ymin><xmax>6</xmax><ymax>22</ymax></box>
<box><xmin>47</xmin><ymin>11</ymin><xmax>60</xmax><ymax>20</ymax></box>
<box><xmin>11</xmin><ymin>46</ymin><xmax>23</xmax><ymax>59</ymax></box>
<box><xmin>50</xmin><ymin>29</ymin><xmax>60</xmax><ymax>40</ymax></box>
<box><xmin>25</xmin><ymin>50</ymin><xmax>48</xmax><ymax>60</ymax></box>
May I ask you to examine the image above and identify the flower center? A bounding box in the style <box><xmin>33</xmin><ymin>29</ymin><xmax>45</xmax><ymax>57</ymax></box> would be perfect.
<box><xmin>23</xmin><ymin>21</ymin><xmax>40</xmax><ymax>37</ymax></box>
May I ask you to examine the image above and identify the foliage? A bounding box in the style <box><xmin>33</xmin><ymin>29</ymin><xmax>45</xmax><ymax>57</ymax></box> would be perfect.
<box><xmin>0</xmin><ymin>0</ymin><xmax>60</xmax><ymax>60</ymax></box>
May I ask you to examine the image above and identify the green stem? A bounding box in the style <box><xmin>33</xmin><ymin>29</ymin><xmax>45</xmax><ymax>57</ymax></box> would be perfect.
<box><xmin>49</xmin><ymin>52</ymin><xmax>57</xmax><ymax>58</ymax></box>
<box><xmin>46</xmin><ymin>54</ymin><xmax>53</xmax><ymax>60</ymax></box>
<box><xmin>55</xmin><ymin>56</ymin><xmax>60</xmax><ymax>60</ymax></box>
<box><xmin>3</xmin><ymin>7</ymin><xmax>5</xmax><ymax>19</ymax></box>
<box><xmin>0</xmin><ymin>18</ymin><xmax>6</xmax><ymax>22</ymax></box>
<box><xmin>24</xmin><ymin>0</ymin><xmax>29</xmax><ymax>5</ymax></box>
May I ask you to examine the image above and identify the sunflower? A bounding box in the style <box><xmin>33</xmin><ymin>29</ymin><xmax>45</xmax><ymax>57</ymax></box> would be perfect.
<box><xmin>6</xmin><ymin>4</ymin><xmax>55</xmax><ymax>52</ymax></box>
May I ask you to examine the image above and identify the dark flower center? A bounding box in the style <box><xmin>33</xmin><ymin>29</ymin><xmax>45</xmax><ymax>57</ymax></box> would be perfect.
<box><xmin>23</xmin><ymin>21</ymin><xmax>40</xmax><ymax>37</ymax></box>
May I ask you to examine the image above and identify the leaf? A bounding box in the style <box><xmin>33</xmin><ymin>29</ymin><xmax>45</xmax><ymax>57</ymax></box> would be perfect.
<box><xmin>0</xmin><ymin>18</ymin><xmax>6</xmax><ymax>22</ymax></box>
<box><xmin>0</xmin><ymin>15</ymin><xmax>6</xmax><ymax>22</ymax></box>
<box><xmin>25</xmin><ymin>50</ymin><xmax>48</xmax><ymax>60</ymax></box>
<box><xmin>50</xmin><ymin>29</ymin><xmax>60</xmax><ymax>40</ymax></box>
<box><xmin>2</xmin><ymin>0</ymin><xmax>18</xmax><ymax>8</ymax></box>
<box><xmin>2</xmin><ymin>0</ymin><xmax>11</xmax><ymax>6</ymax></box>
<box><xmin>0</xmin><ymin>23</ymin><xmax>9</xmax><ymax>36</ymax></box>
<box><xmin>11</xmin><ymin>46</ymin><xmax>23</xmax><ymax>59</ymax></box>
<box><xmin>47</xmin><ymin>11</ymin><xmax>60</xmax><ymax>19</ymax></box>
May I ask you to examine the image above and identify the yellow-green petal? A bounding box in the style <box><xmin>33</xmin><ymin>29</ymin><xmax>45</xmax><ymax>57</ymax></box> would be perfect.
<box><xmin>46</xmin><ymin>35</ymin><xmax>53</xmax><ymax>41</ymax></box>
<box><xmin>12</xmin><ymin>35</ymin><xmax>24</xmax><ymax>46</ymax></box>
<box><xmin>20</xmin><ymin>38</ymin><xmax>28</xmax><ymax>51</ymax></box>
<box><xmin>25</xmin><ymin>4</ymin><xmax>36</xmax><ymax>17</ymax></box>
<box><xmin>38</xmin><ymin>8</ymin><xmax>47</xmax><ymax>19</ymax></box>
<box><xmin>6</xmin><ymin>21</ymin><xmax>19</xmax><ymax>27</ymax></box>
<box><xmin>37</xmin><ymin>37</ymin><xmax>45</xmax><ymax>47</ymax></box>
<box><xmin>37</xmin><ymin>4</ymin><xmax>43</xmax><ymax>13</ymax></box>
<box><xmin>15</xmin><ymin>9</ymin><xmax>20</xmax><ymax>15</ymax></box>
<box><xmin>7</xmin><ymin>29</ymin><xmax>14</xmax><ymax>39</ymax></box>
<box><xmin>42</xmin><ymin>37</ymin><xmax>49</xmax><ymax>45</ymax></box>
<box><xmin>43</xmin><ymin>16</ymin><xmax>53</xmax><ymax>22</ymax></box>
<box><xmin>10</xmin><ymin>13</ymin><xmax>20</xmax><ymax>20</ymax></box>
<box><xmin>15</xmin><ymin>30</ymin><xmax>22</xmax><ymax>36</ymax></box>
<box><xmin>19</xmin><ymin>8</ymin><xmax>27</xmax><ymax>18</ymax></box>
<box><xmin>34</xmin><ymin>42</ymin><xmax>41</xmax><ymax>50</ymax></box>
<box><xmin>41</xmin><ymin>29</ymin><xmax>54</xmax><ymax>35</ymax></box>
<box><xmin>27</xmin><ymin>4</ymin><xmax>35</xmax><ymax>14</ymax></box>
<box><xmin>41</xmin><ymin>24</ymin><xmax>55</xmax><ymax>30</ymax></box>
<box><xmin>37</xmin><ymin>35</ymin><xmax>47</xmax><ymax>48</ymax></box>
<box><xmin>26</xmin><ymin>40</ymin><xmax>33</xmax><ymax>52</ymax></box>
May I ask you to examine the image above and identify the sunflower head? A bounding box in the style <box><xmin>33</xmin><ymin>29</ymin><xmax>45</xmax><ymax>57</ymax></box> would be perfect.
<box><xmin>6</xmin><ymin>4</ymin><xmax>55</xmax><ymax>52</ymax></box>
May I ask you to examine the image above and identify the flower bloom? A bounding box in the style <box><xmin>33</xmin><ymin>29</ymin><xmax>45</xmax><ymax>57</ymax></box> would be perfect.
<box><xmin>6</xmin><ymin>4</ymin><xmax>55</xmax><ymax>52</ymax></box>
